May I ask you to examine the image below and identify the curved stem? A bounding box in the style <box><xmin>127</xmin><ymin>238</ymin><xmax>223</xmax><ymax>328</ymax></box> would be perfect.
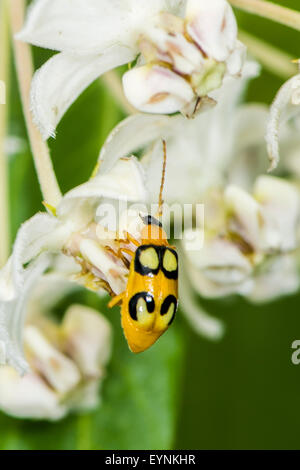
<box><xmin>9</xmin><ymin>0</ymin><xmax>62</xmax><ymax>207</ymax></box>
<box><xmin>239</xmin><ymin>30</ymin><xmax>297</xmax><ymax>79</ymax></box>
<box><xmin>102</xmin><ymin>70</ymin><xmax>136</xmax><ymax>115</ymax></box>
<box><xmin>0</xmin><ymin>0</ymin><xmax>10</xmax><ymax>267</ymax></box>
<box><xmin>77</xmin><ymin>414</ymin><xmax>92</xmax><ymax>450</ymax></box>
<box><xmin>229</xmin><ymin>0</ymin><xmax>300</xmax><ymax>31</ymax></box>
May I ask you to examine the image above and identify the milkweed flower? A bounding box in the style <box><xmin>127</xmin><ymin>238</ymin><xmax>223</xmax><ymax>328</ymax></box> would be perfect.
<box><xmin>98</xmin><ymin>61</ymin><xmax>261</xmax><ymax>204</ymax></box>
<box><xmin>181</xmin><ymin>176</ymin><xmax>300</xmax><ymax>303</ymax></box>
<box><xmin>0</xmin><ymin>274</ymin><xmax>112</xmax><ymax>420</ymax></box>
<box><xmin>95</xmin><ymin>64</ymin><xmax>300</xmax><ymax>337</ymax></box>
<box><xmin>17</xmin><ymin>0</ymin><xmax>245</xmax><ymax>139</ymax></box>
<box><xmin>0</xmin><ymin>157</ymin><xmax>148</xmax><ymax>374</ymax></box>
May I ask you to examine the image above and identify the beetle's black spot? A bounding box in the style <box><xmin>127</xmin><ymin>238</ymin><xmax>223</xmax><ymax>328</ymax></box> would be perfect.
<box><xmin>140</xmin><ymin>214</ymin><xmax>162</xmax><ymax>228</ymax></box>
<box><xmin>161</xmin><ymin>295</ymin><xmax>178</xmax><ymax>325</ymax></box>
<box><xmin>129</xmin><ymin>292</ymin><xmax>155</xmax><ymax>321</ymax></box>
<box><xmin>135</xmin><ymin>245</ymin><xmax>160</xmax><ymax>276</ymax></box>
<box><xmin>161</xmin><ymin>248</ymin><xmax>178</xmax><ymax>280</ymax></box>
<box><xmin>135</xmin><ymin>245</ymin><xmax>178</xmax><ymax>279</ymax></box>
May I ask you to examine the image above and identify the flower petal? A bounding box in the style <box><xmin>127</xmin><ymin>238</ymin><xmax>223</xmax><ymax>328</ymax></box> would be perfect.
<box><xmin>185</xmin><ymin>0</ymin><xmax>237</xmax><ymax>62</ymax></box>
<box><xmin>24</xmin><ymin>326</ymin><xmax>81</xmax><ymax>394</ymax></box>
<box><xmin>62</xmin><ymin>304</ymin><xmax>112</xmax><ymax>378</ymax></box>
<box><xmin>228</xmin><ymin>104</ymin><xmax>269</xmax><ymax>189</ymax></box>
<box><xmin>123</xmin><ymin>64</ymin><xmax>195</xmax><ymax>115</ymax></box>
<box><xmin>18</xmin><ymin>0</ymin><xmax>185</xmax><ymax>53</ymax></box>
<box><xmin>65</xmin><ymin>379</ymin><xmax>101</xmax><ymax>412</ymax></box>
<box><xmin>79</xmin><ymin>239</ymin><xmax>128</xmax><ymax>295</ymax></box>
<box><xmin>100</xmin><ymin>60</ymin><xmax>259</xmax><ymax>203</ymax></box>
<box><xmin>142</xmin><ymin>26</ymin><xmax>204</xmax><ymax>75</ymax></box>
<box><xmin>0</xmin><ymin>213</ymin><xmax>68</xmax><ymax>374</ymax></box>
<box><xmin>30</xmin><ymin>47</ymin><xmax>135</xmax><ymax>140</ymax></box>
<box><xmin>253</xmin><ymin>175</ymin><xmax>300</xmax><ymax>252</ymax></box>
<box><xmin>99</xmin><ymin>113</ymin><xmax>180</xmax><ymax>173</ymax></box>
<box><xmin>0</xmin><ymin>213</ymin><xmax>59</xmax><ymax>302</ymax></box>
<box><xmin>182</xmin><ymin>230</ymin><xmax>252</xmax><ymax>294</ymax></box>
<box><xmin>225</xmin><ymin>185</ymin><xmax>261</xmax><ymax>250</ymax></box>
<box><xmin>179</xmin><ymin>260</ymin><xmax>225</xmax><ymax>340</ymax></box>
<box><xmin>248</xmin><ymin>255</ymin><xmax>299</xmax><ymax>303</ymax></box>
<box><xmin>58</xmin><ymin>157</ymin><xmax>148</xmax><ymax>219</ymax></box>
<box><xmin>27</xmin><ymin>268</ymin><xmax>80</xmax><ymax>317</ymax></box>
<box><xmin>0</xmin><ymin>255</ymin><xmax>50</xmax><ymax>374</ymax></box>
<box><xmin>18</xmin><ymin>0</ymin><xmax>135</xmax><ymax>54</ymax></box>
<box><xmin>0</xmin><ymin>367</ymin><xmax>66</xmax><ymax>420</ymax></box>
<box><xmin>184</xmin><ymin>262</ymin><xmax>253</xmax><ymax>298</ymax></box>
<box><xmin>226</xmin><ymin>40</ymin><xmax>246</xmax><ymax>76</ymax></box>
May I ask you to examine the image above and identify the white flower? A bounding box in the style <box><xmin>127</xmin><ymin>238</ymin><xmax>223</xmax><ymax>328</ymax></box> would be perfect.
<box><xmin>91</xmin><ymin>65</ymin><xmax>261</xmax><ymax>338</ymax></box>
<box><xmin>17</xmin><ymin>0</ymin><xmax>244</xmax><ymax>139</ymax></box>
<box><xmin>94</xmin><ymin>64</ymin><xmax>300</xmax><ymax>337</ymax></box>
<box><xmin>182</xmin><ymin>175</ymin><xmax>300</xmax><ymax>302</ymax></box>
<box><xmin>99</xmin><ymin>61</ymin><xmax>262</xmax><ymax>205</ymax></box>
<box><xmin>0</xmin><ymin>275</ymin><xmax>112</xmax><ymax>421</ymax></box>
<box><xmin>0</xmin><ymin>157</ymin><xmax>147</xmax><ymax>373</ymax></box>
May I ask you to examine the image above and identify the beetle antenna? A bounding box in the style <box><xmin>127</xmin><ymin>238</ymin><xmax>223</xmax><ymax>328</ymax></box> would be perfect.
<box><xmin>157</xmin><ymin>140</ymin><xmax>167</xmax><ymax>218</ymax></box>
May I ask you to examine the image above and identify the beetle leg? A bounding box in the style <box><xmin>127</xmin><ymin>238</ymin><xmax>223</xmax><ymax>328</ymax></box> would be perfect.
<box><xmin>119</xmin><ymin>247</ymin><xmax>134</xmax><ymax>257</ymax></box>
<box><xmin>104</xmin><ymin>245</ymin><xmax>131</xmax><ymax>268</ymax></box>
<box><xmin>115</xmin><ymin>248</ymin><xmax>133</xmax><ymax>269</ymax></box>
<box><xmin>118</xmin><ymin>231</ymin><xmax>140</xmax><ymax>247</ymax></box>
<box><xmin>108</xmin><ymin>292</ymin><xmax>124</xmax><ymax>309</ymax></box>
<box><xmin>125</xmin><ymin>232</ymin><xmax>140</xmax><ymax>246</ymax></box>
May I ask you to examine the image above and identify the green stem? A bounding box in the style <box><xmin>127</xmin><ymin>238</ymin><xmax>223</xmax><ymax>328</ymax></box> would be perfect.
<box><xmin>102</xmin><ymin>70</ymin><xmax>136</xmax><ymax>115</ymax></box>
<box><xmin>229</xmin><ymin>0</ymin><xmax>300</xmax><ymax>31</ymax></box>
<box><xmin>77</xmin><ymin>414</ymin><xmax>92</xmax><ymax>450</ymax></box>
<box><xmin>0</xmin><ymin>0</ymin><xmax>10</xmax><ymax>267</ymax></box>
<box><xmin>9</xmin><ymin>0</ymin><xmax>62</xmax><ymax>207</ymax></box>
<box><xmin>239</xmin><ymin>29</ymin><xmax>298</xmax><ymax>79</ymax></box>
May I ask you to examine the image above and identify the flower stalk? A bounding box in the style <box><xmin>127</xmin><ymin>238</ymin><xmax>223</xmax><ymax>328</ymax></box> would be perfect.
<box><xmin>229</xmin><ymin>0</ymin><xmax>300</xmax><ymax>32</ymax></box>
<box><xmin>102</xmin><ymin>71</ymin><xmax>136</xmax><ymax>115</ymax></box>
<box><xmin>8</xmin><ymin>0</ymin><xmax>62</xmax><ymax>207</ymax></box>
<box><xmin>0</xmin><ymin>0</ymin><xmax>10</xmax><ymax>267</ymax></box>
<box><xmin>239</xmin><ymin>30</ymin><xmax>297</xmax><ymax>80</ymax></box>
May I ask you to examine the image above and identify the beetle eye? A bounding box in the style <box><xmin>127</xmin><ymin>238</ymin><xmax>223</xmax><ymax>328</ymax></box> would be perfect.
<box><xmin>129</xmin><ymin>292</ymin><xmax>155</xmax><ymax>328</ymax></box>
<box><xmin>140</xmin><ymin>214</ymin><xmax>162</xmax><ymax>228</ymax></box>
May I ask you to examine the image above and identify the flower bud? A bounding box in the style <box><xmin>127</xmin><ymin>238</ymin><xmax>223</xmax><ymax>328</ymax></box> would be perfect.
<box><xmin>24</xmin><ymin>326</ymin><xmax>81</xmax><ymax>394</ymax></box>
<box><xmin>123</xmin><ymin>64</ymin><xmax>195</xmax><ymax>114</ymax></box>
<box><xmin>62</xmin><ymin>304</ymin><xmax>112</xmax><ymax>378</ymax></box>
<box><xmin>185</xmin><ymin>0</ymin><xmax>237</xmax><ymax>62</ymax></box>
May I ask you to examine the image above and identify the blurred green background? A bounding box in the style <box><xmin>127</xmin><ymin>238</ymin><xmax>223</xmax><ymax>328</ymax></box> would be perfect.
<box><xmin>1</xmin><ymin>0</ymin><xmax>300</xmax><ymax>450</ymax></box>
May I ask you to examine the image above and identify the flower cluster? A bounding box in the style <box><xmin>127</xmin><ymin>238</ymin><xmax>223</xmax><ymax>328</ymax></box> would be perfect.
<box><xmin>2</xmin><ymin>0</ymin><xmax>300</xmax><ymax>422</ymax></box>
<box><xmin>0</xmin><ymin>281</ymin><xmax>111</xmax><ymax>420</ymax></box>
<box><xmin>182</xmin><ymin>175</ymin><xmax>300</xmax><ymax>302</ymax></box>
<box><xmin>95</xmin><ymin>66</ymin><xmax>300</xmax><ymax>335</ymax></box>
<box><xmin>123</xmin><ymin>0</ymin><xmax>244</xmax><ymax>117</ymax></box>
<box><xmin>0</xmin><ymin>157</ymin><xmax>147</xmax><ymax>374</ymax></box>
<box><xmin>17</xmin><ymin>0</ymin><xmax>244</xmax><ymax>139</ymax></box>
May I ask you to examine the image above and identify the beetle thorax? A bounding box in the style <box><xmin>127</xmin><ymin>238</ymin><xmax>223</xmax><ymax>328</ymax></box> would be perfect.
<box><xmin>141</xmin><ymin>224</ymin><xmax>168</xmax><ymax>245</ymax></box>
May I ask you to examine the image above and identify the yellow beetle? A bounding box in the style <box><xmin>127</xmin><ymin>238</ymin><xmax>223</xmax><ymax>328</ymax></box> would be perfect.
<box><xmin>108</xmin><ymin>142</ymin><xmax>178</xmax><ymax>353</ymax></box>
